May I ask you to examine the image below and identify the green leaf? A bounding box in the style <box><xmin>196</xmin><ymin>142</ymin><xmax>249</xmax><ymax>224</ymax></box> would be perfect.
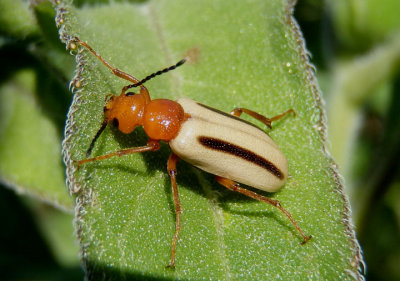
<box><xmin>0</xmin><ymin>0</ymin><xmax>39</xmax><ymax>39</ymax></box>
<box><xmin>330</xmin><ymin>0</ymin><xmax>400</xmax><ymax>49</ymax></box>
<box><xmin>0</xmin><ymin>69</ymin><xmax>73</xmax><ymax>210</ymax></box>
<box><xmin>27</xmin><ymin>199</ymin><xmax>80</xmax><ymax>267</ymax></box>
<box><xmin>328</xmin><ymin>35</ymin><xmax>400</xmax><ymax>171</ymax></box>
<box><xmin>60</xmin><ymin>0</ymin><xmax>363</xmax><ymax>279</ymax></box>
<box><xmin>0</xmin><ymin>0</ymin><xmax>75</xmax><ymax>211</ymax></box>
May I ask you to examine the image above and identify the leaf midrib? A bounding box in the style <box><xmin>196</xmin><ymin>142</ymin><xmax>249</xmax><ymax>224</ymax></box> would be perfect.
<box><xmin>146</xmin><ymin>4</ymin><xmax>231</xmax><ymax>275</ymax></box>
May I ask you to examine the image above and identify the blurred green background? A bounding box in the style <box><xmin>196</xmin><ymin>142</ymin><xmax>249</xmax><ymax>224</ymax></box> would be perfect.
<box><xmin>0</xmin><ymin>0</ymin><xmax>399</xmax><ymax>280</ymax></box>
<box><xmin>295</xmin><ymin>1</ymin><xmax>400</xmax><ymax>280</ymax></box>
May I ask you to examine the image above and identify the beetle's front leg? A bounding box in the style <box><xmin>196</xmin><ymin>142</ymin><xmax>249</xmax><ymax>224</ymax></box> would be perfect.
<box><xmin>166</xmin><ymin>153</ymin><xmax>182</xmax><ymax>268</ymax></box>
<box><xmin>77</xmin><ymin>140</ymin><xmax>160</xmax><ymax>165</ymax></box>
<box><xmin>71</xmin><ymin>37</ymin><xmax>140</xmax><ymax>84</ymax></box>
<box><xmin>70</xmin><ymin>37</ymin><xmax>151</xmax><ymax>101</ymax></box>
<box><xmin>214</xmin><ymin>175</ymin><xmax>312</xmax><ymax>244</ymax></box>
<box><xmin>230</xmin><ymin>108</ymin><xmax>295</xmax><ymax>128</ymax></box>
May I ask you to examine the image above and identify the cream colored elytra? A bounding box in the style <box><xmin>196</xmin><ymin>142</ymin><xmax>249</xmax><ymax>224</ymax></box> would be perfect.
<box><xmin>169</xmin><ymin>98</ymin><xmax>288</xmax><ymax>192</ymax></box>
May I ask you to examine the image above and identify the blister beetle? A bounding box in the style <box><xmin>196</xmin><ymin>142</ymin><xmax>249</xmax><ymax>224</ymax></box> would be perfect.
<box><xmin>70</xmin><ymin>37</ymin><xmax>312</xmax><ymax>268</ymax></box>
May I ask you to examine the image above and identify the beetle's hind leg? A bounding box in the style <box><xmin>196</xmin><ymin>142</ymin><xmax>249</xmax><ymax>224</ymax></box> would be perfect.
<box><xmin>214</xmin><ymin>175</ymin><xmax>312</xmax><ymax>244</ymax></box>
<box><xmin>230</xmin><ymin>108</ymin><xmax>295</xmax><ymax>129</ymax></box>
<box><xmin>166</xmin><ymin>153</ymin><xmax>182</xmax><ymax>268</ymax></box>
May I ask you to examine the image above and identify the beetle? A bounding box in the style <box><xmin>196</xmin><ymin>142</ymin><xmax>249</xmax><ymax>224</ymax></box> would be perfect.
<box><xmin>70</xmin><ymin>37</ymin><xmax>312</xmax><ymax>268</ymax></box>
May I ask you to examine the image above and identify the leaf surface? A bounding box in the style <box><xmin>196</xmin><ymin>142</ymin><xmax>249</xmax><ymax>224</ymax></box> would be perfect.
<box><xmin>0</xmin><ymin>69</ymin><xmax>72</xmax><ymax>210</ymax></box>
<box><xmin>60</xmin><ymin>0</ymin><xmax>363</xmax><ymax>279</ymax></box>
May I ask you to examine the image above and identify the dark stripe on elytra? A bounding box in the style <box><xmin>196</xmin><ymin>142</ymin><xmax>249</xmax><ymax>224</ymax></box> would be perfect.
<box><xmin>198</xmin><ymin>136</ymin><xmax>283</xmax><ymax>179</ymax></box>
<box><xmin>197</xmin><ymin>103</ymin><xmax>266</xmax><ymax>134</ymax></box>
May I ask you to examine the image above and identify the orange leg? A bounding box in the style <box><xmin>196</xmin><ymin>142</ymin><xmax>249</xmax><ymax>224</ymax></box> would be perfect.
<box><xmin>71</xmin><ymin>37</ymin><xmax>150</xmax><ymax>102</ymax></box>
<box><xmin>77</xmin><ymin>140</ymin><xmax>160</xmax><ymax>165</ymax></box>
<box><xmin>230</xmin><ymin>108</ymin><xmax>295</xmax><ymax>129</ymax></box>
<box><xmin>166</xmin><ymin>153</ymin><xmax>182</xmax><ymax>268</ymax></box>
<box><xmin>214</xmin><ymin>175</ymin><xmax>312</xmax><ymax>244</ymax></box>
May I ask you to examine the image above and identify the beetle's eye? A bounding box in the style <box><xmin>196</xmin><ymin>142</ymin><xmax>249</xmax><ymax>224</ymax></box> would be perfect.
<box><xmin>112</xmin><ymin>118</ymin><xmax>119</xmax><ymax>128</ymax></box>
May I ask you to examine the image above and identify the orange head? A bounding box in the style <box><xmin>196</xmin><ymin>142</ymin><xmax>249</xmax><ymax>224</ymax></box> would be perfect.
<box><xmin>85</xmin><ymin>91</ymin><xmax>149</xmax><ymax>157</ymax></box>
<box><xmin>85</xmin><ymin>59</ymin><xmax>187</xmax><ymax>157</ymax></box>
<box><xmin>104</xmin><ymin>95</ymin><xmax>186</xmax><ymax>141</ymax></box>
<box><xmin>104</xmin><ymin>93</ymin><xmax>148</xmax><ymax>134</ymax></box>
<box><xmin>86</xmin><ymin>93</ymin><xmax>185</xmax><ymax>157</ymax></box>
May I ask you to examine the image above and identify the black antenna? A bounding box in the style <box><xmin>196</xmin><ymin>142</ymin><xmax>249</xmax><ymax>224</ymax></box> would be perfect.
<box><xmin>86</xmin><ymin>120</ymin><xmax>108</xmax><ymax>157</ymax></box>
<box><xmin>127</xmin><ymin>59</ymin><xmax>186</xmax><ymax>89</ymax></box>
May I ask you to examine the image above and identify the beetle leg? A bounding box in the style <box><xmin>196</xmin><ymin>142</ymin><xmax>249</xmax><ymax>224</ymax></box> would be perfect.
<box><xmin>230</xmin><ymin>108</ymin><xmax>295</xmax><ymax>129</ymax></box>
<box><xmin>76</xmin><ymin>140</ymin><xmax>160</xmax><ymax>165</ymax></box>
<box><xmin>166</xmin><ymin>153</ymin><xmax>182</xmax><ymax>268</ymax></box>
<box><xmin>214</xmin><ymin>175</ymin><xmax>312</xmax><ymax>244</ymax></box>
<box><xmin>71</xmin><ymin>37</ymin><xmax>150</xmax><ymax>101</ymax></box>
<box><xmin>72</xmin><ymin>37</ymin><xmax>141</xmax><ymax>84</ymax></box>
